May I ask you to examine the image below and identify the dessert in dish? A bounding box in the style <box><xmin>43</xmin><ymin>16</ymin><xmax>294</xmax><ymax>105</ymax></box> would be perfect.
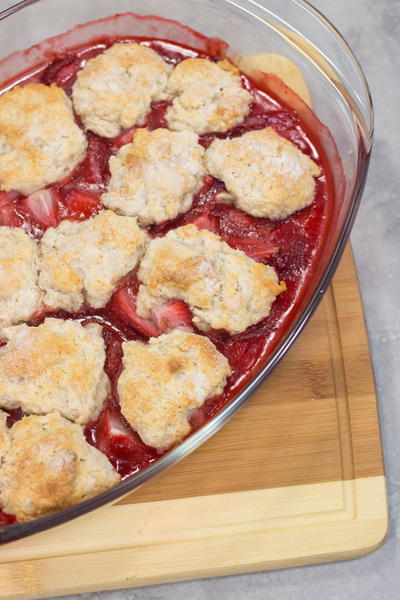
<box><xmin>0</xmin><ymin>17</ymin><xmax>333</xmax><ymax>523</ymax></box>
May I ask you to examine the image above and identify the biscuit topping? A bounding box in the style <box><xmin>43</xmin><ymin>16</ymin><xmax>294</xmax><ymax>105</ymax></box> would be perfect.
<box><xmin>0</xmin><ymin>30</ymin><xmax>332</xmax><ymax>524</ymax></box>
<box><xmin>0</xmin><ymin>226</ymin><xmax>42</xmax><ymax>326</ymax></box>
<box><xmin>102</xmin><ymin>128</ymin><xmax>205</xmax><ymax>225</ymax></box>
<box><xmin>136</xmin><ymin>224</ymin><xmax>286</xmax><ymax>334</ymax></box>
<box><xmin>166</xmin><ymin>58</ymin><xmax>252</xmax><ymax>134</ymax></box>
<box><xmin>39</xmin><ymin>210</ymin><xmax>148</xmax><ymax>311</ymax></box>
<box><xmin>205</xmin><ymin>127</ymin><xmax>321</xmax><ymax>219</ymax></box>
<box><xmin>0</xmin><ymin>319</ymin><xmax>109</xmax><ymax>424</ymax></box>
<box><xmin>118</xmin><ymin>329</ymin><xmax>231</xmax><ymax>451</ymax></box>
<box><xmin>72</xmin><ymin>43</ymin><xmax>172</xmax><ymax>137</ymax></box>
<box><xmin>0</xmin><ymin>83</ymin><xmax>87</xmax><ymax>195</ymax></box>
<box><xmin>0</xmin><ymin>412</ymin><xmax>120</xmax><ymax>522</ymax></box>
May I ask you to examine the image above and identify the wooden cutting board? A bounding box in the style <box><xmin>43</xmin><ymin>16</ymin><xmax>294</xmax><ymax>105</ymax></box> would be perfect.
<box><xmin>0</xmin><ymin>245</ymin><xmax>387</xmax><ymax>599</ymax></box>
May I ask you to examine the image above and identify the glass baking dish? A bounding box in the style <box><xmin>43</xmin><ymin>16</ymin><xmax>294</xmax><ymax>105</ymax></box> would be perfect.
<box><xmin>0</xmin><ymin>0</ymin><xmax>372</xmax><ymax>543</ymax></box>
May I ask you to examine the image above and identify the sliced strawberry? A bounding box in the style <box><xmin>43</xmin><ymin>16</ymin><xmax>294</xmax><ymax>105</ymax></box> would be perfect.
<box><xmin>0</xmin><ymin>190</ymin><xmax>20</xmax><ymax>207</ymax></box>
<box><xmin>199</xmin><ymin>132</ymin><xmax>221</xmax><ymax>149</ymax></box>
<box><xmin>111</xmin><ymin>127</ymin><xmax>136</xmax><ymax>152</ymax></box>
<box><xmin>227</xmin><ymin>235</ymin><xmax>278</xmax><ymax>262</ymax></box>
<box><xmin>102</xmin><ymin>408</ymin><xmax>132</xmax><ymax>439</ymax></box>
<box><xmin>93</xmin><ymin>408</ymin><xmax>143</xmax><ymax>455</ymax></box>
<box><xmin>102</xmin><ymin>326</ymin><xmax>123</xmax><ymax>381</ymax></box>
<box><xmin>5</xmin><ymin>408</ymin><xmax>24</xmax><ymax>428</ymax></box>
<box><xmin>89</xmin><ymin>407</ymin><xmax>158</xmax><ymax>475</ymax></box>
<box><xmin>189</xmin><ymin>213</ymin><xmax>219</xmax><ymax>234</ymax></box>
<box><xmin>218</xmin><ymin>205</ymin><xmax>263</xmax><ymax>235</ymax></box>
<box><xmin>203</xmin><ymin>174</ymin><xmax>216</xmax><ymax>187</ymax></box>
<box><xmin>0</xmin><ymin>509</ymin><xmax>17</xmax><ymax>526</ymax></box>
<box><xmin>52</xmin><ymin>58</ymin><xmax>82</xmax><ymax>90</ymax></box>
<box><xmin>28</xmin><ymin>305</ymin><xmax>55</xmax><ymax>326</ymax></box>
<box><xmin>81</xmin><ymin>134</ymin><xmax>110</xmax><ymax>186</ymax></box>
<box><xmin>152</xmin><ymin>299</ymin><xmax>193</xmax><ymax>333</ymax></box>
<box><xmin>63</xmin><ymin>189</ymin><xmax>102</xmax><ymax>220</ymax></box>
<box><xmin>58</xmin><ymin>171</ymin><xmax>75</xmax><ymax>186</ymax></box>
<box><xmin>189</xmin><ymin>406</ymin><xmax>208</xmax><ymax>431</ymax></box>
<box><xmin>213</xmin><ymin>205</ymin><xmax>278</xmax><ymax>260</ymax></box>
<box><xmin>42</xmin><ymin>55</ymin><xmax>82</xmax><ymax>89</ymax></box>
<box><xmin>0</xmin><ymin>193</ymin><xmax>22</xmax><ymax>227</ymax></box>
<box><xmin>20</xmin><ymin>188</ymin><xmax>59</xmax><ymax>228</ymax></box>
<box><xmin>224</xmin><ymin>336</ymin><xmax>266</xmax><ymax>372</ymax></box>
<box><xmin>269</xmin><ymin>220</ymin><xmax>311</xmax><ymax>276</ymax></box>
<box><xmin>112</xmin><ymin>286</ymin><xmax>160</xmax><ymax>337</ymax></box>
<box><xmin>143</xmin><ymin>100</ymin><xmax>170</xmax><ymax>131</ymax></box>
<box><xmin>190</xmin><ymin>395</ymin><xmax>223</xmax><ymax>431</ymax></box>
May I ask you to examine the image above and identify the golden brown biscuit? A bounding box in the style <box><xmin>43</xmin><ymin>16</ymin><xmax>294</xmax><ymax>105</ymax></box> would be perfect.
<box><xmin>0</xmin><ymin>226</ymin><xmax>42</xmax><ymax>326</ymax></box>
<box><xmin>102</xmin><ymin>128</ymin><xmax>205</xmax><ymax>225</ymax></box>
<box><xmin>119</xmin><ymin>329</ymin><xmax>231</xmax><ymax>451</ymax></box>
<box><xmin>72</xmin><ymin>43</ymin><xmax>171</xmax><ymax>137</ymax></box>
<box><xmin>205</xmin><ymin>127</ymin><xmax>321</xmax><ymax>219</ymax></box>
<box><xmin>0</xmin><ymin>83</ymin><xmax>87</xmax><ymax>195</ymax></box>
<box><xmin>166</xmin><ymin>58</ymin><xmax>252</xmax><ymax>134</ymax></box>
<box><xmin>0</xmin><ymin>318</ymin><xmax>109</xmax><ymax>424</ymax></box>
<box><xmin>39</xmin><ymin>210</ymin><xmax>148</xmax><ymax>311</ymax></box>
<box><xmin>136</xmin><ymin>224</ymin><xmax>285</xmax><ymax>334</ymax></box>
<box><xmin>0</xmin><ymin>412</ymin><xmax>120</xmax><ymax>522</ymax></box>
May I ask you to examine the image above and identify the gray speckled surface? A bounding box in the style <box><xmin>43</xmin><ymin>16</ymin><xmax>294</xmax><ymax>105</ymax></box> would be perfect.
<box><xmin>4</xmin><ymin>0</ymin><xmax>400</xmax><ymax>598</ymax></box>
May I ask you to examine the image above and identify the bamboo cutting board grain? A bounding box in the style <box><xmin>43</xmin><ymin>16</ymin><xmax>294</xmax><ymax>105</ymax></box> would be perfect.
<box><xmin>0</xmin><ymin>245</ymin><xmax>387</xmax><ymax>599</ymax></box>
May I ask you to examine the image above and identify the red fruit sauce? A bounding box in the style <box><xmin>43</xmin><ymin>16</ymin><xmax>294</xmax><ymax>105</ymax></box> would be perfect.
<box><xmin>0</xmin><ymin>35</ymin><xmax>333</xmax><ymax>502</ymax></box>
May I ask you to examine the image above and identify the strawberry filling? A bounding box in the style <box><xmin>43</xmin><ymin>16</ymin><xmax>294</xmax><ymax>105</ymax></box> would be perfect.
<box><xmin>151</xmin><ymin>299</ymin><xmax>193</xmax><ymax>332</ymax></box>
<box><xmin>20</xmin><ymin>189</ymin><xmax>60</xmax><ymax>229</ymax></box>
<box><xmin>61</xmin><ymin>189</ymin><xmax>102</xmax><ymax>221</ymax></box>
<box><xmin>111</xmin><ymin>127</ymin><xmax>136</xmax><ymax>152</ymax></box>
<box><xmin>111</xmin><ymin>284</ymin><xmax>161</xmax><ymax>338</ymax></box>
<box><xmin>111</xmin><ymin>279</ymin><xmax>193</xmax><ymax>338</ymax></box>
<box><xmin>189</xmin><ymin>213</ymin><xmax>219</xmax><ymax>234</ymax></box>
<box><xmin>0</xmin><ymin>202</ymin><xmax>22</xmax><ymax>228</ymax></box>
<box><xmin>0</xmin><ymin>34</ymin><xmax>333</xmax><ymax>496</ymax></box>
<box><xmin>86</xmin><ymin>406</ymin><xmax>158</xmax><ymax>477</ymax></box>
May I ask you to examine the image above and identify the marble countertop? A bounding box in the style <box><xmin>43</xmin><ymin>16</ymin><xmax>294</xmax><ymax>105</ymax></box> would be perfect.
<box><xmin>3</xmin><ymin>0</ymin><xmax>400</xmax><ymax>598</ymax></box>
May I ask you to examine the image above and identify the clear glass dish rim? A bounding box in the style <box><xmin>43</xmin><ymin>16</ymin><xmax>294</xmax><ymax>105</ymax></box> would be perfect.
<box><xmin>0</xmin><ymin>0</ymin><xmax>373</xmax><ymax>544</ymax></box>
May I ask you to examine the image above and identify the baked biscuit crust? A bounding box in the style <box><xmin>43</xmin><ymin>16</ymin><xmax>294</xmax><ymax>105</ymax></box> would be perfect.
<box><xmin>0</xmin><ymin>318</ymin><xmax>109</xmax><ymax>424</ymax></box>
<box><xmin>0</xmin><ymin>227</ymin><xmax>42</xmax><ymax>327</ymax></box>
<box><xmin>0</xmin><ymin>411</ymin><xmax>120</xmax><ymax>522</ymax></box>
<box><xmin>136</xmin><ymin>224</ymin><xmax>286</xmax><ymax>334</ymax></box>
<box><xmin>118</xmin><ymin>329</ymin><xmax>231</xmax><ymax>451</ymax></box>
<box><xmin>166</xmin><ymin>58</ymin><xmax>252</xmax><ymax>134</ymax></box>
<box><xmin>39</xmin><ymin>210</ymin><xmax>148</xmax><ymax>311</ymax></box>
<box><xmin>102</xmin><ymin>128</ymin><xmax>205</xmax><ymax>225</ymax></box>
<box><xmin>0</xmin><ymin>83</ymin><xmax>87</xmax><ymax>195</ymax></box>
<box><xmin>72</xmin><ymin>43</ymin><xmax>172</xmax><ymax>138</ymax></box>
<box><xmin>205</xmin><ymin>127</ymin><xmax>321</xmax><ymax>219</ymax></box>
